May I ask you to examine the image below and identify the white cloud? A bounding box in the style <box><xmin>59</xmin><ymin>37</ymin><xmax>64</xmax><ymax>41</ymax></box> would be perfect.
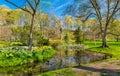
<box><xmin>0</xmin><ymin>4</ymin><xmax>9</xmax><ymax>9</ymax></box>
<box><xmin>54</xmin><ymin>0</ymin><xmax>73</xmax><ymax>12</ymax></box>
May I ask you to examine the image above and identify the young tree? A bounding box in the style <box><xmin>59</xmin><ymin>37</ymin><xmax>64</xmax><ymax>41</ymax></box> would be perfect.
<box><xmin>74</xmin><ymin>26</ymin><xmax>83</xmax><ymax>44</ymax></box>
<box><xmin>64</xmin><ymin>16</ymin><xmax>74</xmax><ymax>31</ymax></box>
<box><xmin>5</xmin><ymin>0</ymin><xmax>41</xmax><ymax>50</ymax></box>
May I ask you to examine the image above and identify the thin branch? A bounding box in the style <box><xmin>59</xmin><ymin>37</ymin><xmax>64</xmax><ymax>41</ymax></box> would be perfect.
<box><xmin>107</xmin><ymin>0</ymin><xmax>120</xmax><ymax>26</ymax></box>
<box><xmin>90</xmin><ymin>0</ymin><xmax>103</xmax><ymax>32</ymax></box>
<box><xmin>76</xmin><ymin>13</ymin><xmax>96</xmax><ymax>22</ymax></box>
<box><xmin>26</xmin><ymin>0</ymin><xmax>35</xmax><ymax>11</ymax></box>
<box><xmin>34</xmin><ymin>0</ymin><xmax>41</xmax><ymax>12</ymax></box>
<box><xmin>34</xmin><ymin>0</ymin><xmax>37</xmax><ymax>5</ymax></box>
<box><xmin>84</xmin><ymin>13</ymin><xmax>96</xmax><ymax>22</ymax></box>
<box><xmin>5</xmin><ymin>0</ymin><xmax>32</xmax><ymax>14</ymax></box>
<box><xmin>115</xmin><ymin>7</ymin><xmax>120</xmax><ymax>12</ymax></box>
<box><xmin>107</xmin><ymin>32</ymin><xmax>120</xmax><ymax>36</ymax></box>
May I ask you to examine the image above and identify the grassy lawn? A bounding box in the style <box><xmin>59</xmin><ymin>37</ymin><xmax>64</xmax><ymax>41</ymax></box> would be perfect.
<box><xmin>37</xmin><ymin>68</ymin><xmax>79</xmax><ymax>76</ymax></box>
<box><xmin>85</xmin><ymin>40</ymin><xmax>120</xmax><ymax>59</ymax></box>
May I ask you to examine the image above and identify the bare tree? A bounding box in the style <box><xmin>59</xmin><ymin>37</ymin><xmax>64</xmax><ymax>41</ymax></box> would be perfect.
<box><xmin>5</xmin><ymin>0</ymin><xmax>41</xmax><ymax>50</ymax></box>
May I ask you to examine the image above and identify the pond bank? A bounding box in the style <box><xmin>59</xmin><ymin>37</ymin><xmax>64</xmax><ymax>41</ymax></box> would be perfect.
<box><xmin>0</xmin><ymin>50</ymin><xmax>110</xmax><ymax>76</ymax></box>
<box><xmin>39</xmin><ymin>60</ymin><xmax>120</xmax><ymax>76</ymax></box>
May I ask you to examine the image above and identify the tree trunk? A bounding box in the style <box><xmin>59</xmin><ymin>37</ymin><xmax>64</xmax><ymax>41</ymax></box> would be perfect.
<box><xmin>60</xmin><ymin>27</ymin><xmax>62</xmax><ymax>40</ymax></box>
<box><xmin>28</xmin><ymin>14</ymin><xmax>35</xmax><ymax>51</ymax></box>
<box><xmin>116</xmin><ymin>36</ymin><xmax>119</xmax><ymax>42</ymax></box>
<box><xmin>101</xmin><ymin>32</ymin><xmax>108</xmax><ymax>48</ymax></box>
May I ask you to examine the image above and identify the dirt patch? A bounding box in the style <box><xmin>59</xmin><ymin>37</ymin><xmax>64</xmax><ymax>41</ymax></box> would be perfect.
<box><xmin>71</xmin><ymin>60</ymin><xmax>120</xmax><ymax>76</ymax></box>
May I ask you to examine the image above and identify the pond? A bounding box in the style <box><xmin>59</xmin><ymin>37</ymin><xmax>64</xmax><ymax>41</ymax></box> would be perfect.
<box><xmin>0</xmin><ymin>51</ymin><xmax>111</xmax><ymax>76</ymax></box>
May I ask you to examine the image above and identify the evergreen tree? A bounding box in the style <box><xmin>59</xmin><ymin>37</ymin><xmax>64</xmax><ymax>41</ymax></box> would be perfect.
<box><xmin>74</xmin><ymin>26</ymin><xmax>83</xmax><ymax>44</ymax></box>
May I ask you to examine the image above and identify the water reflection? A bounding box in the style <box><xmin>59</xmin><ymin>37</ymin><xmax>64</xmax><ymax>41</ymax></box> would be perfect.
<box><xmin>0</xmin><ymin>51</ymin><xmax>110</xmax><ymax>76</ymax></box>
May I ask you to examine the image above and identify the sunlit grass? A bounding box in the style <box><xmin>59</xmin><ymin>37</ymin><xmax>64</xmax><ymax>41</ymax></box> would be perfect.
<box><xmin>85</xmin><ymin>40</ymin><xmax>120</xmax><ymax>59</ymax></box>
<box><xmin>38</xmin><ymin>68</ymin><xmax>77</xmax><ymax>76</ymax></box>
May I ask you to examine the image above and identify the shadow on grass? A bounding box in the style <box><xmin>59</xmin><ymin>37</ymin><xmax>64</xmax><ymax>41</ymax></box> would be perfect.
<box><xmin>74</xmin><ymin>66</ymin><xmax>120</xmax><ymax>76</ymax></box>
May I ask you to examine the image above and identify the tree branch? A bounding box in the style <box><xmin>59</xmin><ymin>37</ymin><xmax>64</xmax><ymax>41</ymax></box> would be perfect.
<box><xmin>5</xmin><ymin>0</ymin><xmax>32</xmax><ymax>14</ymax></box>
<box><xmin>90</xmin><ymin>0</ymin><xmax>103</xmax><ymax>33</ymax></box>
<box><xmin>26</xmin><ymin>0</ymin><xmax>35</xmax><ymax>11</ymax></box>
<box><xmin>34</xmin><ymin>0</ymin><xmax>41</xmax><ymax>12</ymax></box>
<box><xmin>106</xmin><ymin>0</ymin><xmax>120</xmax><ymax>26</ymax></box>
<box><xmin>84</xmin><ymin>13</ymin><xmax>96</xmax><ymax>22</ymax></box>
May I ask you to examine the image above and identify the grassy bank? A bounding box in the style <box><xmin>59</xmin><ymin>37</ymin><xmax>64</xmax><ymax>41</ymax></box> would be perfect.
<box><xmin>85</xmin><ymin>40</ymin><xmax>120</xmax><ymax>59</ymax></box>
<box><xmin>37</xmin><ymin>68</ymin><xmax>77</xmax><ymax>76</ymax></box>
<box><xmin>38</xmin><ymin>40</ymin><xmax>120</xmax><ymax>76</ymax></box>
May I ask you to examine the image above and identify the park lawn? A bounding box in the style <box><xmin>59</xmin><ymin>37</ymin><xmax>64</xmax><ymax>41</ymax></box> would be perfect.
<box><xmin>37</xmin><ymin>68</ymin><xmax>84</xmax><ymax>76</ymax></box>
<box><xmin>50</xmin><ymin>40</ymin><xmax>120</xmax><ymax>59</ymax></box>
<box><xmin>85</xmin><ymin>40</ymin><xmax>120</xmax><ymax>59</ymax></box>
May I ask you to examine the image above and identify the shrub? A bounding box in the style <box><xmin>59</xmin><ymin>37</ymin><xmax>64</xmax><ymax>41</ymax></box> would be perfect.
<box><xmin>37</xmin><ymin>37</ymin><xmax>50</xmax><ymax>47</ymax></box>
<box><xmin>10</xmin><ymin>42</ymin><xmax>23</xmax><ymax>46</ymax></box>
<box><xmin>50</xmin><ymin>40</ymin><xmax>64</xmax><ymax>49</ymax></box>
<box><xmin>0</xmin><ymin>41</ymin><xmax>10</xmax><ymax>47</ymax></box>
<box><xmin>19</xmin><ymin>25</ymin><xmax>50</xmax><ymax>46</ymax></box>
<box><xmin>0</xmin><ymin>46</ymin><xmax>56</xmax><ymax>67</ymax></box>
<box><xmin>64</xmin><ymin>34</ymin><xmax>69</xmax><ymax>44</ymax></box>
<box><xmin>73</xmin><ymin>26</ymin><xmax>83</xmax><ymax>44</ymax></box>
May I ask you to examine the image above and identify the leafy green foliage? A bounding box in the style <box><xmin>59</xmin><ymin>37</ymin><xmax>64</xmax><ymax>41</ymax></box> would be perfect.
<box><xmin>0</xmin><ymin>46</ymin><xmax>55</xmax><ymax>67</ymax></box>
<box><xmin>50</xmin><ymin>40</ymin><xmax>64</xmax><ymax>50</ymax></box>
<box><xmin>73</xmin><ymin>26</ymin><xmax>83</xmax><ymax>44</ymax></box>
<box><xmin>0</xmin><ymin>41</ymin><xmax>10</xmax><ymax>47</ymax></box>
<box><xmin>11</xmin><ymin>25</ymin><xmax>50</xmax><ymax>46</ymax></box>
<box><xmin>10</xmin><ymin>42</ymin><xmax>23</xmax><ymax>46</ymax></box>
<box><xmin>64</xmin><ymin>34</ymin><xmax>69</xmax><ymax>44</ymax></box>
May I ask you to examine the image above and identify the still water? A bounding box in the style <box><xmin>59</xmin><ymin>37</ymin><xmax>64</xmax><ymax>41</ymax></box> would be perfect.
<box><xmin>0</xmin><ymin>51</ymin><xmax>110</xmax><ymax>76</ymax></box>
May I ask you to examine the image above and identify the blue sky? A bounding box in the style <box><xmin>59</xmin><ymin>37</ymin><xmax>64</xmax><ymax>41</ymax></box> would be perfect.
<box><xmin>0</xmin><ymin>0</ymin><xmax>74</xmax><ymax>18</ymax></box>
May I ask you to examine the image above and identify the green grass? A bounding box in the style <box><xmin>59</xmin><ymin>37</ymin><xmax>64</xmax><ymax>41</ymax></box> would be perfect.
<box><xmin>85</xmin><ymin>40</ymin><xmax>120</xmax><ymax>59</ymax></box>
<box><xmin>0</xmin><ymin>40</ymin><xmax>10</xmax><ymax>46</ymax></box>
<box><xmin>37</xmin><ymin>68</ymin><xmax>78</xmax><ymax>76</ymax></box>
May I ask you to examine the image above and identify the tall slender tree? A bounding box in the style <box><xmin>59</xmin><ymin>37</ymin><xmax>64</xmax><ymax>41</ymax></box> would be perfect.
<box><xmin>5</xmin><ymin>0</ymin><xmax>41</xmax><ymax>50</ymax></box>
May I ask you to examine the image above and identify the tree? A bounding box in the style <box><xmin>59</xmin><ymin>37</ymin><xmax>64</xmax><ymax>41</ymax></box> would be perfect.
<box><xmin>63</xmin><ymin>16</ymin><xmax>74</xmax><ymax>43</ymax></box>
<box><xmin>109</xmin><ymin>20</ymin><xmax>120</xmax><ymax>42</ymax></box>
<box><xmin>0</xmin><ymin>7</ymin><xmax>8</xmax><ymax>25</ymax></box>
<box><xmin>89</xmin><ymin>0</ymin><xmax>120</xmax><ymax>47</ymax></box>
<box><xmin>63</xmin><ymin>0</ymin><xmax>120</xmax><ymax>47</ymax></box>
<box><xmin>74</xmin><ymin>26</ymin><xmax>83</xmax><ymax>44</ymax></box>
<box><xmin>51</xmin><ymin>15</ymin><xmax>63</xmax><ymax>40</ymax></box>
<box><xmin>11</xmin><ymin>25</ymin><xmax>22</xmax><ymax>41</ymax></box>
<box><xmin>6</xmin><ymin>9</ymin><xmax>21</xmax><ymax>25</ymax></box>
<box><xmin>64</xmin><ymin>16</ymin><xmax>74</xmax><ymax>31</ymax></box>
<box><xmin>38</xmin><ymin>13</ymin><xmax>50</xmax><ymax>38</ymax></box>
<box><xmin>6</xmin><ymin>0</ymin><xmax>41</xmax><ymax>50</ymax></box>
